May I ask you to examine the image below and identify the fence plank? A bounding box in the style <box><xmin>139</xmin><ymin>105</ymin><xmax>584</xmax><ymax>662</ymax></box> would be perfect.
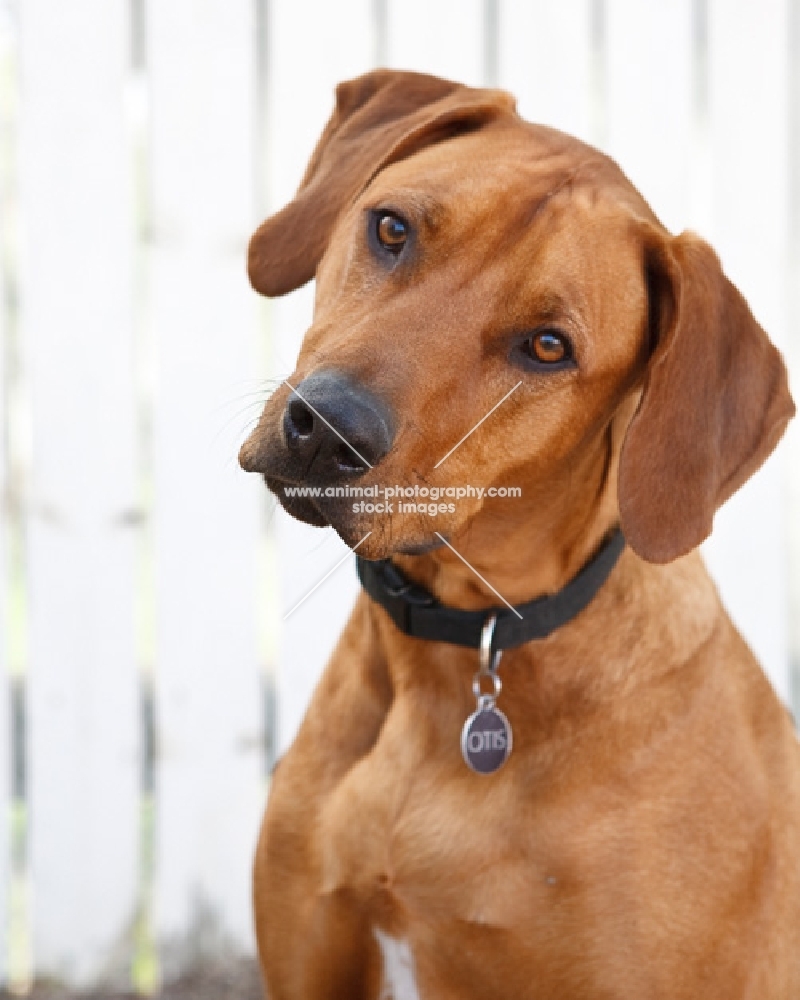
<box><xmin>267</xmin><ymin>0</ymin><xmax>374</xmax><ymax>756</ymax></box>
<box><xmin>702</xmin><ymin>0</ymin><xmax>791</xmax><ymax>700</ymax></box>
<box><xmin>386</xmin><ymin>0</ymin><xmax>485</xmax><ymax>86</ymax></box>
<box><xmin>18</xmin><ymin>0</ymin><xmax>139</xmax><ymax>986</ymax></box>
<box><xmin>146</xmin><ymin>0</ymin><xmax>264</xmax><ymax>976</ymax></box>
<box><xmin>0</xmin><ymin>152</ymin><xmax>8</xmax><ymax>989</ymax></box>
<box><xmin>498</xmin><ymin>0</ymin><xmax>593</xmax><ymax>142</ymax></box>
<box><xmin>603</xmin><ymin>0</ymin><xmax>694</xmax><ymax>233</ymax></box>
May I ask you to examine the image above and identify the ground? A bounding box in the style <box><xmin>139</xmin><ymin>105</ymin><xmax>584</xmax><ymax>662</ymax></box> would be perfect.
<box><xmin>0</xmin><ymin>959</ymin><xmax>263</xmax><ymax>1000</ymax></box>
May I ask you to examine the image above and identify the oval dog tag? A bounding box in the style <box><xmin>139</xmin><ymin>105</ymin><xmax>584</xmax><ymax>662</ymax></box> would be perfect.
<box><xmin>461</xmin><ymin>704</ymin><xmax>513</xmax><ymax>775</ymax></box>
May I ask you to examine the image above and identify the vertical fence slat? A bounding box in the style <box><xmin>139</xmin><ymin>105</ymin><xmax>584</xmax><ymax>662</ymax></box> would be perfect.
<box><xmin>18</xmin><ymin>0</ymin><xmax>139</xmax><ymax>986</ymax></box>
<box><xmin>268</xmin><ymin>0</ymin><xmax>373</xmax><ymax>756</ymax></box>
<box><xmin>386</xmin><ymin>0</ymin><xmax>485</xmax><ymax>86</ymax></box>
<box><xmin>0</xmin><ymin>161</ymin><xmax>8</xmax><ymax>990</ymax></box>
<box><xmin>498</xmin><ymin>0</ymin><xmax>593</xmax><ymax>142</ymax></box>
<box><xmin>146</xmin><ymin>0</ymin><xmax>263</xmax><ymax>976</ymax></box>
<box><xmin>603</xmin><ymin>0</ymin><xmax>694</xmax><ymax>233</ymax></box>
<box><xmin>702</xmin><ymin>0</ymin><xmax>791</xmax><ymax>700</ymax></box>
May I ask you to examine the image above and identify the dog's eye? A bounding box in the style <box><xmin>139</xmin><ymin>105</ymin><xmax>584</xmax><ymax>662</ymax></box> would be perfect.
<box><xmin>522</xmin><ymin>330</ymin><xmax>573</xmax><ymax>367</ymax></box>
<box><xmin>376</xmin><ymin>213</ymin><xmax>408</xmax><ymax>254</ymax></box>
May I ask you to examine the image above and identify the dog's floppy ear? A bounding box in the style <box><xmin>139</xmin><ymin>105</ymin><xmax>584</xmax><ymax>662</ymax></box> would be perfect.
<box><xmin>248</xmin><ymin>69</ymin><xmax>515</xmax><ymax>297</ymax></box>
<box><xmin>618</xmin><ymin>230</ymin><xmax>795</xmax><ymax>564</ymax></box>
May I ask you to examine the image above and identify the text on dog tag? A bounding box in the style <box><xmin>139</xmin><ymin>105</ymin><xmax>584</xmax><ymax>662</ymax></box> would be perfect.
<box><xmin>461</xmin><ymin>705</ymin><xmax>512</xmax><ymax>775</ymax></box>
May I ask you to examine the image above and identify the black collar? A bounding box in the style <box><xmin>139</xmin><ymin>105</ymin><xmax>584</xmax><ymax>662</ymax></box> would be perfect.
<box><xmin>356</xmin><ymin>528</ymin><xmax>625</xmax><ymax>651</ymax></box>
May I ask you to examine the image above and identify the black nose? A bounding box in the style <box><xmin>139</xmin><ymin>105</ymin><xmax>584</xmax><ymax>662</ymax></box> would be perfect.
<box><xmin>283</xmin><ymin>370</ymin><xmax>395</xmax><ymax>481</ymax></box>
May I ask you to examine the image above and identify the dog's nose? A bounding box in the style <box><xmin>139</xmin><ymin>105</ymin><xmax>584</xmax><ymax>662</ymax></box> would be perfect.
<box><xmin>283</xmin><ymin>370</ymin><xmax>395</xmax><ymax>479</ymax></box>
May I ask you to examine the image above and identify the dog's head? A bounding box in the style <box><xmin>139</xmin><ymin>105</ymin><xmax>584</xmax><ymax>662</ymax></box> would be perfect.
<box><xmin>240</xmin><ymin>69</ymin><xmax>794</xmax><ymax>564</ymax></box>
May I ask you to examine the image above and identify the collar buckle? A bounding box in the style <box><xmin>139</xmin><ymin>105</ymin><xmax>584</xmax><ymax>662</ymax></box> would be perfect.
<box><xmin>377</xmin><ymin>560</ymin><xmax>436</xmax><ymax>606</ymax></box>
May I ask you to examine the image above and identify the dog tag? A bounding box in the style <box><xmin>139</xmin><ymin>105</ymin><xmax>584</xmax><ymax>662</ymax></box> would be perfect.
<box><xmin>461</xmin><ymin>704</ymin><xmax>512</xmax><ymax>775</ymax></box>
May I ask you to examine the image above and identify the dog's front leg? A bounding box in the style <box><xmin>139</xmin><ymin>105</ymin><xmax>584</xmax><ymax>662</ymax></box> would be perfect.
<box><xmin>254</xmin><ymin>600</ymin><xmax>392</xmax><ymax>1000</ymax></box>
<box><xmin>255</xmin><ymin>815</ymin><xmax>383</xmax><ymax>1000</ymax></box>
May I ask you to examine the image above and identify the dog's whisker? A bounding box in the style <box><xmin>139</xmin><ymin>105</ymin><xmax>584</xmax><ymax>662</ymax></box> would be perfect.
<box><xmin>213</xmin><ymin>404</ymin><xmax>269</xmax><ymax>443</ymax></box>
<box><xmin>216</xmin><ymin>381</ymin><xmax>287</xmax><ymax>411</ymax></box>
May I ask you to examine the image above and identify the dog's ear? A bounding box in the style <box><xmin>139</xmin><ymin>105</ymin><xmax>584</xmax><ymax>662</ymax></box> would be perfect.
<box><xmin>248</xmin><ymin>69</ymin><xmax>515</xmax><ymax>297</ymax></box>
<box><xmin>618</xmin><ymin>230</ymin><xmax>795</xmax><ymax>563</ymax></box>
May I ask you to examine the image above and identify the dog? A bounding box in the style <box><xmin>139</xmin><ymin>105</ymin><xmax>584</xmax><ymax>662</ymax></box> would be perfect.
<box><xmin>239</xmin><ymin>70</ymin><xmax>799</xmax><ymax>999</ymax></box>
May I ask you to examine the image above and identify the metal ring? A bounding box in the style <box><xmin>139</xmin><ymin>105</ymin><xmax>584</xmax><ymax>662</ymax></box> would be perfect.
<box><xmin>472</xmin><ymin>670</ymin><xmax>502</xmax><ymax>700</ymax></box>
<box><xmin>480</xmin><ymin>614</ymin><xmax>499</xmax><ymax>673</ymax></box>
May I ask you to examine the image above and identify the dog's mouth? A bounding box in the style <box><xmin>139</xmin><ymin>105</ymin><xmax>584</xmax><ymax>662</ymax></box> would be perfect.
<box><xmin>265</xmin><ymin>473</ymin><xmax>452</xmax><ymax>559</ymax></box>
<box><xmin>265</xmin><ymin>475</ymin><xmax>330</xmax><ymax>528</ymax></box>
<box><xmin>266</xmin><ymin>474</ymin><xmax>386</xmax><ymax>548</ymax></box>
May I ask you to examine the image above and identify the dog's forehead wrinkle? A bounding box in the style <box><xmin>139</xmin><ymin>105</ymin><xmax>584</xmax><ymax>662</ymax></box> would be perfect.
<box><xmin>368</xmin><ymin>132</ymin><xmax>590</xmax><ymax>225</ymax></box>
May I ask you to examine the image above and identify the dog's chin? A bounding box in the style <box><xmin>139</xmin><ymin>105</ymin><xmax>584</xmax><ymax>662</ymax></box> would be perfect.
<box><xmin>330</xmin><ymin>516</ymin><xmax>448</xmax><ymax>561</ymax></box>
<box><xmin>394</xmin><ymin>537</ymin><xmax>446</xmax><ymax>556</ymax></box>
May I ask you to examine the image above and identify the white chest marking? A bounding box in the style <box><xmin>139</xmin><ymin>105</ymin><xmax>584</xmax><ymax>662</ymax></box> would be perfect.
<box><xmin>374</xmin><ymin>928</ymin><xmax>420</xmax><ymax>1000</ymax></box>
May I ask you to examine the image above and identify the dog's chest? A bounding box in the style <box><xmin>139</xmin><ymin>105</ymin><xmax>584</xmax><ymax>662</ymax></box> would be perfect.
<box><xmin>316</xmin><ymin>709</ymin><xmax>550</xmax><ymax>932</ymax></box>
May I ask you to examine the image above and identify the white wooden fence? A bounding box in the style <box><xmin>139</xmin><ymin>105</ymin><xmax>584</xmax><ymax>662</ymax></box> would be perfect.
<box><xmin>0</xmin><ymin>0</ymin><xmax>797</xmax><ymax>991</ymax></box>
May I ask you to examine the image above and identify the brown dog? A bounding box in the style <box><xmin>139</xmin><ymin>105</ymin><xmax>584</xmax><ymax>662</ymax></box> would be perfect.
<box><xmin>239</xmin><ymin>70</ymin><xmax>799</xmax><ymax>999</ymax></box>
